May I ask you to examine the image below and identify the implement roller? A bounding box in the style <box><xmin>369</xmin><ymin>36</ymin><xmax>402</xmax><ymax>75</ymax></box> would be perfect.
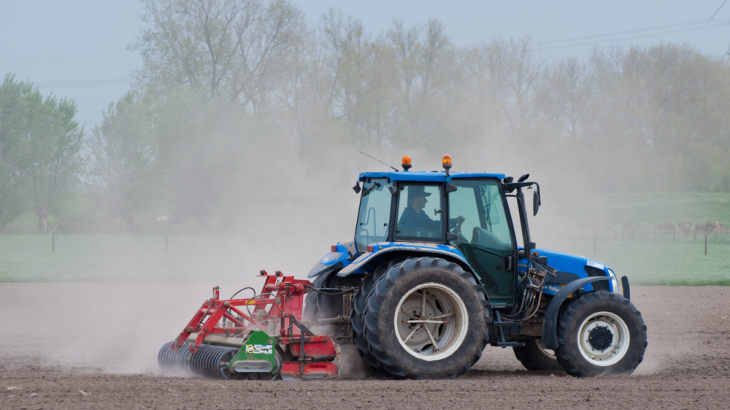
<box><xmin>158</xmin><ymin>271</ymin><xmax>341</xmax><ymax>381</ymax></box>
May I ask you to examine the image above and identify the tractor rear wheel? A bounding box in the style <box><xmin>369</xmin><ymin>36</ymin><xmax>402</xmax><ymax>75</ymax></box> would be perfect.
<box><xmin>555</xmin><ymin>291</ymin><xmax>647</xmax><ymax>377</ymax></box>
<box><xmin>513</xmin><ymin>340</ymin><xmax>562</xmax><ymax>372</ymax></box>
<box><xmin>351</xmin><ymin>258</ymin><xmax>404</xmax><ymax>370</ymax></box>
<box><xmin>362</xmin><ymin>257</ymin><xmax>488</xmax><ymax>379</ymax></box>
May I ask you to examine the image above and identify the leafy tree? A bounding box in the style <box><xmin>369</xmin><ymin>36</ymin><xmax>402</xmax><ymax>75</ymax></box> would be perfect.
<box><xmin>88</xmin><ymin>92</ymin><xmax>156</xmax><ymax>230</ymax></box>
<box><xmin>0</xmin><ymin>74</ymin><xmax>32</xmax><ymax>231</ymax></box>
<box><xmin>132</xmin><ymin>0</ymin><xmax>305</xmax><ymax>110</ymax></box>
<box><xmin>27</xmin><ymin>94</ymin><xmax>84</xmax><ymax>233</ymax></box>
<box><xmin>0</xmin><ymin>74</ymin><xmax>84</xmax><ymax>233</ymax></box>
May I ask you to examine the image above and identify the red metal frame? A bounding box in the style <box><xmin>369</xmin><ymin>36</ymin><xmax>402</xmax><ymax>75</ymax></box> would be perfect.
<box><xmin>170</xmin><ymin>270</ymin><xmax>340</xmax><ymax>379</ymax></box>
<box><xmin>172</xmin><ymin>271</ymin><xmax>309</xmax><ymax>351</ymax></box>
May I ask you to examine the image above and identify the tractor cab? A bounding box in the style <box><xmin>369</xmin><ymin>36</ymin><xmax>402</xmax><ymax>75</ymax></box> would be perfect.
<box><xmin>353</xmin><ymin>158</ymin><xmax>522</xmax><ymax>307</ymax></box>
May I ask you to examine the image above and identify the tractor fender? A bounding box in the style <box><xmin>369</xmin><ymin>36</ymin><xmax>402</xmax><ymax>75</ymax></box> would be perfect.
<box><xmin>541</xmin><ymin>276</ymin><xmax>611</xmax><ymax>350</ymax></box>
<box><xmin>338</xmin><ymin>245</ymin><xmax>472</xmax><ymax>277</ymax></box>
<box><xmin>337</xmin><ymin>245</ymin><xmax>490</xmax><ymax>304</ymax></box>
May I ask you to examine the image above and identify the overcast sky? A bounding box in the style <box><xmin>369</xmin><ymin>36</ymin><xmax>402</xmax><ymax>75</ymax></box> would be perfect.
<box><xmin>1</xmin><ymin>0</ymin><xmax>729</xmax><ymax>133</ymax></box>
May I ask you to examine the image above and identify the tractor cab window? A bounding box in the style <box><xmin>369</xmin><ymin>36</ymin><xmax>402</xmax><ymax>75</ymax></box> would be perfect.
<box><xmin>395</xmin><ymin>184</ymin><xmax>444</xmax><ymax>241</ymax></box>
<box><xmin>355</xmin><ymin>178</ymin><xmax>393</xmax><ymax>252</ymax></box>
<box><xmin>448</xmin><ymin>179</ymin><xmax>515</xmax><ymax>306</ymax></box>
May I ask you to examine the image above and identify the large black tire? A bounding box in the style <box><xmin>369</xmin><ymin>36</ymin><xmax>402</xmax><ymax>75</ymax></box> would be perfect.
<box><xmin>555</xmin><ymin>291</ymin><xmax>647</xmax><ymax>377</ymax></box>
<box><xmin>362</xmin><ymin>257</ymin><xmax>489</xmax><ymax>379</ymax></box>
<box><xmin>513</xmin><ymin>340</ymin><xmax>563</xmax><ymax>372</ymax></box>
<box><xmin>351</xmin><ymin>258</ymin><xmax>404</xmax><ymax>370</ymax></box>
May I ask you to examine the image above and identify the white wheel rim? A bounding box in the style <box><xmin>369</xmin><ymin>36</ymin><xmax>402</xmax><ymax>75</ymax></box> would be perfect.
<box><xmin>577</xmin><ymin>311</ymin><xmax>630</xmax><ymax>366</ymax></box>
<box><xmin>538</xmin><ymin>339</ymin><xmax>556</xmax><ymax>358</ymax></box>
<box><xmin>394</xmin><ymin>282</ymin><xmax>468</xmax><ymax>361</ymax></box>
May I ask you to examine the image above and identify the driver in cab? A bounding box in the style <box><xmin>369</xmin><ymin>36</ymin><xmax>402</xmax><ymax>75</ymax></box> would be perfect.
<box><xmin>399</xmin><ymin>186</ymin><xmax>464</xmax><ymax>232</ymax></box>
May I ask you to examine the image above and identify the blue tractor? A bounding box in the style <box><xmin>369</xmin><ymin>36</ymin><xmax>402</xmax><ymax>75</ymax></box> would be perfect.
<box><xmin>303</xmin><ymin>155</ymin><xmax>647</xmax><ymax>378</ymax></box>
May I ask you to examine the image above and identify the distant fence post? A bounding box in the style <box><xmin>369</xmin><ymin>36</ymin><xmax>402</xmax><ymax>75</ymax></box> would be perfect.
<box><xmin>52</xmin><ymin>232</ymin><xmax>55</xmax><ymax>253</ymax></box>
<box><xmin>705</xmin><ymin>235</ymin><xmax>708</xmax><ymax>255</ymax></box>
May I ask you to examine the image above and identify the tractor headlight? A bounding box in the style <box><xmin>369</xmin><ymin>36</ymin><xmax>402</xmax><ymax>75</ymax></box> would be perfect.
<box><xmin>607</xmin><ymin>269</ymin><xmax>618</xmax><ymax>293</ymax></box>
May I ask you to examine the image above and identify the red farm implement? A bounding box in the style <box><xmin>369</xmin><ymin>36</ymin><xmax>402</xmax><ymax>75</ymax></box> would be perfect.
<box><xmin>158</xmin><ymin>271</ymin><xmax>341</xmax><ymax>381</ymax></box>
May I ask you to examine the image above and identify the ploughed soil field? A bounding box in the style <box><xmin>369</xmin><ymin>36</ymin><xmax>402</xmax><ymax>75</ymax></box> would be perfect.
<box><xmin>1</xmin><ymin>284</ymin><xmax>729</xmax><ymax>409</ymax></box>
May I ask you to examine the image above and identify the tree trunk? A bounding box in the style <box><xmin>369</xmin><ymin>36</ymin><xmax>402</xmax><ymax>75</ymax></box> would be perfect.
<box><xmin>36</xmin><ymin>207</ymin><xmax>48</xmax><ymax>234</ymax></box>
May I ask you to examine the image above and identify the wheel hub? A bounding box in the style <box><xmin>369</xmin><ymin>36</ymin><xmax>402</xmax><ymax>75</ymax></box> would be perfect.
<box><xmin>588</xmin><ymin>326</ymin><xmax>613</xmax><ymax>351</ymax></box>
<box><xmin>394</xmin><ymin>283</ymin><xmax>468</xmax><ymax>361</ymax></box>
<box><xmin>577</xmin><ymin>311</ymin><xmax>630</xmax><ymax>367</ymax></box>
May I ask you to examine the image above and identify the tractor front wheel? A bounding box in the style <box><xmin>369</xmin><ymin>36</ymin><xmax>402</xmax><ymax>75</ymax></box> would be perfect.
<box><xmin>362</xmin><ymin>257</ymin><xmax>488</xmax><ymax>379</ymax></box>
<box><xmin>555</xmin><ymin>291</ymin><xmax>647</xmax><ymax>377</ymax></box>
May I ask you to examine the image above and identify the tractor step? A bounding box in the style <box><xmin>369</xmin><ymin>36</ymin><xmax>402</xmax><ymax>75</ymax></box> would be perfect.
<box><xmin>495</xmin><ymin>341</ymin><xmax>525</xmax><ymax>347</ymax></box>
<box><xmin>492</xmin><ymin>310</ymin><xmax>524</xmax><ymax>348</ymax></box>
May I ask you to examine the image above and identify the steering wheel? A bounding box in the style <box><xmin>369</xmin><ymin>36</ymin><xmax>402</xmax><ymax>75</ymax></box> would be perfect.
<box><xmin>450</xmin><ymin>217</ymin><xmax>465</xmax><ymax>234</ymax></box>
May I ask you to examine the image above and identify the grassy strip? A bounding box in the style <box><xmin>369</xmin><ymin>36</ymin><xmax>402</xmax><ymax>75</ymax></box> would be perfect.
<box><xmin>1</xmin><ymin>234</ymin><xmax>728</xmax><ymax>285</ymax></box>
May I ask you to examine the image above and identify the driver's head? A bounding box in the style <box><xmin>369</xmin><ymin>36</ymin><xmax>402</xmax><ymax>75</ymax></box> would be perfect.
<box><xmin>408</xmin><ymin>186</ymin><xmax>431</xmax><ymax>210</ymax></box>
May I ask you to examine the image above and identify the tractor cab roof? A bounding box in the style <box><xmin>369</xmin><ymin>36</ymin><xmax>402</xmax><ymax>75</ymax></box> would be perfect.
<box><xmin>359</xmin><ymin>171</ymin><xmax>505</xmax><ymax>183</ymax></box>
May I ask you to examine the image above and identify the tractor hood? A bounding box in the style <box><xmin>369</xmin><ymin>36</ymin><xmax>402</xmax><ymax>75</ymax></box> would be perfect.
<box><xmin>307</xmin><ymin>242</ymin><xmax>356</xmax><ymax>278</ymax></box>
<box><xmin>528</xmin><ymin>248</ymin><xmax>612</xmax><ymax>275</ymax></box>
<box><xmin>521</xmin><ymin>248</ymin><xmax>617</xmax><ymax>293</ymax></box>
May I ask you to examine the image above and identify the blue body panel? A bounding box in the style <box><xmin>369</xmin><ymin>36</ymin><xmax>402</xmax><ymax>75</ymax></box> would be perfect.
<box><xmin>519</xmin><ymin>248</ymin><xmax>615</xmax><ymax>294</ymax></box>
<box><xmin>359</xmin><ymin>171</ymin><xmax>505</xmax><ymax>183</ymax></box>
<box><xmin>307</xmin><ymin>243</ymin><xmax>355</xmax><ymax>278</ymax></box>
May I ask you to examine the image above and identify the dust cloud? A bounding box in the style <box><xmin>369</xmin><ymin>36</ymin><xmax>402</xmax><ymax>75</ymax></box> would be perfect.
<box><xmin>4</xmin><ymin>0</ymin><xmax>729</xmax><ymax>382</ymax></box>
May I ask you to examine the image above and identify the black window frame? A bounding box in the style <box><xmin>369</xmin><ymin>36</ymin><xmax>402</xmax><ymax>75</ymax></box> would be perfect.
<box><xmin>354</xmin><ymin>177</ymin><xmax>393</xmax><ymax>252</ymax></box>
<box><xmin>391</xmin><ymin>182</ymin><xmax>447</xmax><ymax>244</ymax></box>
<box><xmin>444</xmin><ymin>178</ymin><xmax>519</xmax><ymax>267</ymax></box>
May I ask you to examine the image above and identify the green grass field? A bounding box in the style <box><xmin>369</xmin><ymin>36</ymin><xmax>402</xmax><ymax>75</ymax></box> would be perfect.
<box><xmin>1</xmin><ymin>234</ymin><xmax>727</xmax><ymax>285</ymax></box>
<box><xmin>546</xmin><ymin>192</ymin><xmax>730</xmax><ymax>226</ymax></box>
<box><xmin>1</xmin><ymin>192</ymin><xmax>728</xmax><ymax>285</ymax></box>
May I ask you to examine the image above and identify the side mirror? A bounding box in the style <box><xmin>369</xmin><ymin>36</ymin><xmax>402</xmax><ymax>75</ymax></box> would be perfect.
<box><xmin>533</xmin><ymin>191</ymin><xmax>540</xmax><ymax>216</ymax></box>
<box><xmin>353</xmin><ymin>182</ymin><xmax>361</xmax><ymax>194</ymax></box>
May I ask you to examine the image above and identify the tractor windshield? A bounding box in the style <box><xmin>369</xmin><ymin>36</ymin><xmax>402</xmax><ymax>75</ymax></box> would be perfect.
<box><xmin>355</xmin><ymin>178</ymin><xmax>393</xmax><ymax>252</ymax></box>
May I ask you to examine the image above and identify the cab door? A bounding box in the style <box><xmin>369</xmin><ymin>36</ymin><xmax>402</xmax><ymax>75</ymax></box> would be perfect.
<box><xmin>447</xmin><ymin>179</ymin><xmax>516</xmax><ymax>306</ymax></box>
